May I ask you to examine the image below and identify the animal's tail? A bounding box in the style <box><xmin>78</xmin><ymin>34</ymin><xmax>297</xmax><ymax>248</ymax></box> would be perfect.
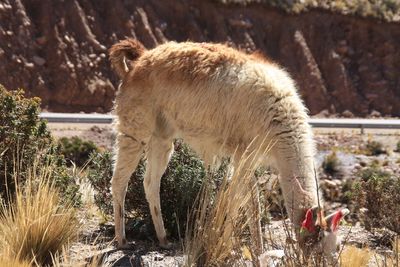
<box><xmin>109</xmin><ymin>38</ymin><xmax>146</xmax><ymax>78</ymax></box>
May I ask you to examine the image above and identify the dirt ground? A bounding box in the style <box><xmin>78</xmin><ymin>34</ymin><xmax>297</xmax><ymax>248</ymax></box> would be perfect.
<box><xmin>49</xmin><ymin>123</ymin><xmax>400</xmax><ymax>266</ymax></box>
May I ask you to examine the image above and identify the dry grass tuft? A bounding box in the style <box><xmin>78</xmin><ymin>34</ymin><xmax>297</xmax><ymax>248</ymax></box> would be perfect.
<box><xmin>0</xmin><ymin>257</ymin><xmax>32</xmax><ymax>267</ymax></box>
<box><xmin>339</xmin><ymin>246</ymin><xmax>374</xmax><ymax>267</ymax></box>
<box><xmin>184</xmin><ymin>139</ymin><xmax>273</xmax><ymax>266</ymax></box>
<box><xmin>0</xmin><ymin>163</ymin><xmax>80</xmax><ymax>266</ymax></box>
<box><xmin>51</xmin><ymin>246</ymin><xmax>110</xmax><ymax>267</ymax></box>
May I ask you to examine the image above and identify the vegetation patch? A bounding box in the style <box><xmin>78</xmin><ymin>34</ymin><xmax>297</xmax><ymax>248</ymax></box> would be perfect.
<box><xmin>58</xmin><ymin>136</ymin><xmax>99</xmax><ymax>167</ymax></box>
<box><xmin>0</xmin><ymin>164</ymin><xmax>79</xmax><ymax>266</ymax></box>
<box><xmin>353</xmin><ymin>167</ymin><xmax>400</xmax><ymax>233</ymax></box>
<box><xmin>322</xmin><ymin>151</ymin><xmax>341</xmax><ymax>175</ymax></box>
<box><xmin>88</xmin><ymin>140</ymin><xmax>213</xmax><ymax>239</ymax></box>
<box><xmin>365</xmin><ymin>140</ymin><xmax>386</xmax><ymax>156</ymax></box>
<box><xmin>0</xmin><ymin>85</ymin><xmax>81</xmax><ymax>206</ymax></box>
<box><xmin>395</xmin><ymin>140</ymin><xmax>400</xmax><ymax>152</ymax></box>
<box><xmin>217</xmin><ymin>0</ymin><xmax>400</xmax><ymax>22</ymax></box>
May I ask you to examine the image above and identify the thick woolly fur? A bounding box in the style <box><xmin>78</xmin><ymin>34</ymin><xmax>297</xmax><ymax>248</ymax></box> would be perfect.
<box><xmin>109</xmin><ymin>39</ymin><xmax>331</xmax><ymax>252</ymax></box>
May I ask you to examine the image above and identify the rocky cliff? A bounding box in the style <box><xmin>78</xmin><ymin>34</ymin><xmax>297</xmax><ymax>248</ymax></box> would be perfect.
<box><xmin>1</xmin><ymin>0</ymin><xmax>399</xmax><ymax>115</ymax></box>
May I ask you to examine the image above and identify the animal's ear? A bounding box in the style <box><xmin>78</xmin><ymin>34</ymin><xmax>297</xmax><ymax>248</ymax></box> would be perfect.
<box><xmin>302</xmin><ymin>208</ymin><xmax>314</xmax><ymax>231</ymax></box>
<box><xmin>301</xmin><ymin>207</ymin><xmax>319</xmax><ymax>233</ymax></box>
<box><xmin>324</xmin><ymin>208</ymin><xmax>350</xmax><ymax>232</ymax></box>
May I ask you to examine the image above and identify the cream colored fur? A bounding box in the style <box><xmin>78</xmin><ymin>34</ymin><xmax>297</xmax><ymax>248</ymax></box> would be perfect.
<box><xmin>109</xmin><ymin>39</ymin><xmax>341</xmax><ymax>254</ymax></box>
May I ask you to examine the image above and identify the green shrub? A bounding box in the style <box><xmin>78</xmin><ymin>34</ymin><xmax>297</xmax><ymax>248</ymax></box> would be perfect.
<box><xmin>365</xmin><ymin>140</ymin><xmax>386</xmax><ymax>156</ymax></box>
<box><xmin>0</xmin><ymin>85</ymin><xmax>81</xmax><ymax>206</ymax></box>
<box><xmin>58</xmin><ymin>136</ymin><xmax>99</xmax><ymax>167</ymax></box>
<box><xmin>353</xmin><ymin>167</ymin><xmax>400</xmax><ymax>233</ymax></box>
<box><xmin>395</xmin><ymin>140</ymin><xmax>400</xmax><ymax>152</ymax></box>
<box><xmin>340</xmin><ymin>179</ymin><xmax>354</xmax><ymax>204</ymax></box>
<box><xmin>0</xmin><ymin>86</ymin><xmax>50</xmax><ymax>197</ymax></box>
<box><xmin>216</xmin><ymin>0</ymin><xmax>400</xmax><ymax>22</ymax></box>
<box><xmin>322</xmin><ymin>151</ymin><xmax>340</xmax><ymax>175</ymax></box>
<box><xmin>358</xmin><ymin>165</ymin><xmax>390</xmax><ymax>181</ymax></box>
<box><xmin>88</xmin><ymin>140</ymin><xmax>212</xmax><ymax>239</ymax></box>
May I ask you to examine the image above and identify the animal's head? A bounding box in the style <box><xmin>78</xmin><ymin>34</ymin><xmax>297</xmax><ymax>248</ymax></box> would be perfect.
<box><xmin>298</xmin><ymin>207</ymin><xmax>350</xmax><ymax>256</ymax></box>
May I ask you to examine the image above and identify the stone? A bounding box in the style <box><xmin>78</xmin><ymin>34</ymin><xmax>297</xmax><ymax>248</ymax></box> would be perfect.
<box><xmin>342</xmin><ymin>110</ymin><xmax>354</xmax><ymax>118</ymax></box>
<box><xmin>32</xmin><ymin>55</ymin><xmax>45</xmax><ymax>66</ymax></box>
<box><xmin>370</xmin><ymin>110</ymin><xmax>381</xmax><ymax>118</ymax></box>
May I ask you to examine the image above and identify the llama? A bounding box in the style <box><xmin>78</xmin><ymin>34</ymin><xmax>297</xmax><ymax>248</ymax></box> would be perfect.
<box><xmin>108</xmin><ymin>39</ymin><xmax>348</xmax><ymax>254</ymax></box>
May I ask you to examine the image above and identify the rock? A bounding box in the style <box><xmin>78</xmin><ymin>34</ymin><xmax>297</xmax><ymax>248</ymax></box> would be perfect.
<box><xmin>370</xmin><ymin>110</ymin><xmax>382</xmax><ymax>118</ymax></box>
<box><xmin>354</xmin><ymin>163</ymin><xmax>362</xmax><ymax>170</ymax></box>
<box><xmin>24</xmin><ymin>62</ymin><xmax>34</xmax><ymax>68</ymax></box>
<box><xmin>342</xmin><ymin>110</ymin><xmax>354</xmax><ymax>118</ymax></box>
<box><xmin>360</xmin><ymin>161</ymin><xmax>367</xmax><ymax>167</ymax></box>
<box><xmin>154</xmin><ymin>254</ymin><xmax>164</xmax><ymax>261</ymax></box>
<box><xmin>281</xmin><ymin>30</ymin><xmax>330</xmax><ymax>113</ymax></box>
<box><xmin>315</xmin><ymin>109</ymin><xmax>330</xmax><ymax>118</ymax></box>
<box><xmin>324</xmin><ymin>179</ymin><xmax>337</xmax><ymax>187</ymax></box>
<box><xmin>36</xmin><ymin>36</ymin><xmax>47</xmax><ymax>45</ymax></box>
<box><xmin>259</xmin><ymin>250</ymin><xmax>285</xmax><ymax>267</ymax></box>
<box><xmin>32</xmin><ymin>55</ymin><xmax>45</xmax><ymax>66</ymax></box>
<box><xmin>228</xmin><ymin>18</ymin><xmax>253</xmax><ymax>28</ymax></box>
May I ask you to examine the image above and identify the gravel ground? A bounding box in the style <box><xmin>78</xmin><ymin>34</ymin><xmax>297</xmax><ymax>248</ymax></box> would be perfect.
<box><xmin>49</xmin><ymin>124</ymin><xmax>400</xmax><ymax>266</ymax></box>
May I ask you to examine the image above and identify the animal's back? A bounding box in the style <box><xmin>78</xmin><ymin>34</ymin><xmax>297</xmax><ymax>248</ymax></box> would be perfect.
<box><xmin>116</xmin><ymin>41</ymin><xmax>310</xmax><ymax>157</ymax></box>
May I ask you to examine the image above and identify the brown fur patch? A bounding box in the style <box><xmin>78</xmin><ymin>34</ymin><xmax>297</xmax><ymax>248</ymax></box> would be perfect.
<box><xmin>134</xmin><ymin>42</ymin><xmax>273</xmax><ymax>83</ymax></box>
<box><xmin>153</xmin><ymin>206</ymin><xmax>159</xmax><ymax>217</ymax></box>
<box><xmin>109</xmin><ymin>39</ymin><xmax>147</xmax><ymax>78</ymax></box>
<box><xmin>119</xmin><ymin>204</ymin><xmax>123</xmax><ymax>217</ymax></box>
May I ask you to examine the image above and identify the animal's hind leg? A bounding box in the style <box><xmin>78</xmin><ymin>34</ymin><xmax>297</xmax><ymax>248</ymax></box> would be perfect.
<box><xmin>112</xmin><ymin>133</ymin><xmax>146</xmax><ymax>249</ymax></box>
<box><xmin>143</xmin><ymin>136</ymin><xmax>174</xmax><ymax>248</ymax></box>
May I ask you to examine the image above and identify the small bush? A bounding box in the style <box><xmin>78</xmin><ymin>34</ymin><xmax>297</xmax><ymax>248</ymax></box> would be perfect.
<box><xmin>340</xmin><ymin>179</ymin><xmax>354</xmax><ymax>204</ymax></box>
<box><xmin>353</xmin><ymin>167</ymin><xmax>400</xmax><ymax>233</ymax></box>
<box><xmin>365</xmin><ymin>140</ymin><xmax>386</xmax><ymax>156</ymax></box>
<box><xmin>322</xmin><ymin>151</ymin><xmax>340</xmax><ymax>175</ymax></box>
<box><xmin>395</xmin><ymin>140</ymin><xmax>400</xmax><ymax>152</ymax></box>
<box><xmin>0</xmin><ymin>85</ymin><xmax>51</xmax><ymax>198</ymax></box>
<box><xmin>88</xmin><ymin>140</ymin><xmax>209</xmax><ymax>239</ymax></box>
<box><xmin>58</xmin><ymin>136</ymin><xmax>99</xmax><ymax>167</ymax></box>
<box><xmin>0</xmin><ymin>85</ymin><xmax>81</xmax><ymax>206</ymax></box>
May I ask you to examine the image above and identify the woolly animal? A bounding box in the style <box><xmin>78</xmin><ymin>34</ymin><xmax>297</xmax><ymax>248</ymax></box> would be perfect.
<box><xmin>108</xmin><ymin>39</ymin><xmax>348</xmax><ymax>255</ymax></box>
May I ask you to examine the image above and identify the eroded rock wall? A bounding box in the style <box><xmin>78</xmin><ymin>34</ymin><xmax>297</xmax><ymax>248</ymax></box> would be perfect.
<box><xmin>1</xmin><ymin>0</ymin><xmax>399</xmax><ymax>115</ymax></box>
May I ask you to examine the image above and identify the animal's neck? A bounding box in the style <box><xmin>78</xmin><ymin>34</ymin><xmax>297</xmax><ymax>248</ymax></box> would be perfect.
<box><xmin>275</xmin><ymin>136</ymin><xmax>321</xmax><ymax>227</ymax></box>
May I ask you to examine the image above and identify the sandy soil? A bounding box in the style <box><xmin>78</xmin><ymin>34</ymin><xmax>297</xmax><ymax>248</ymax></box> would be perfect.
<box><xmin>48</xmin><ymin>123</ymin><xmax>400</xmax><ymax>266</ymax></box>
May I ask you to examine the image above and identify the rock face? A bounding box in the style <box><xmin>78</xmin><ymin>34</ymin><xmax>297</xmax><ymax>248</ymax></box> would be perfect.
<box><xmin>1</xmin><ymin>0</ymin><xmax>400</xmax><ymax>115</ymax></box>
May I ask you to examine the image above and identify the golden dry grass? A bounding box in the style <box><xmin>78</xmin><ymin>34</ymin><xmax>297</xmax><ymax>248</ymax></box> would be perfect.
<box><xmin>184</xmin><ymin>139</ymin><xmax>273</xmax><ymax>266</ymax></box>
<box><xmin>0</xmin><ymin>257</ymin><xmax>32</xmax><ymax>267</ymax></box>
<box><xmin>339</xmin><ymin>246</ymin><xmax>374</xmax><ymax>267</ymax></box>
<box><xmin>51</xmin><ymin>246</ymin><xmax>110</xmax><ymax>267</ymax></box>
<box><xmin>0</xmin><ymin>163</ymin><xmax>80</xmax><ymax>266</ymax></box>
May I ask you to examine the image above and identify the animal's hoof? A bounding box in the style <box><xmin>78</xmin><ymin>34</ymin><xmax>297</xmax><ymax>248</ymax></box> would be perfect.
<box><xmin>159</xmin><ymin>241</ymin><xmax>173</xmax><ymax>250</ymax></box>
<box><xmin>117</xmin><ymin>239</ymin><xmax>133</xmax><ymax>250</ymax></box>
